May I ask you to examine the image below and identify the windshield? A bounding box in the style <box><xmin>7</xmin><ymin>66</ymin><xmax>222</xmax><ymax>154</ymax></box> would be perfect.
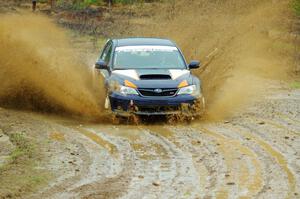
<box><xmin>113</xmin><ymin>45</ymin><xmax>186</xmax><ymax>69</ymax></box>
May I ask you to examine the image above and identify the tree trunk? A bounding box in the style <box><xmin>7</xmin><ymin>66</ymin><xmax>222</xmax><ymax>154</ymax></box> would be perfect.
<box><xmin>107</xmin><ymin>0</ymin><xmax>113</xmax><ymax>8</ymax></box>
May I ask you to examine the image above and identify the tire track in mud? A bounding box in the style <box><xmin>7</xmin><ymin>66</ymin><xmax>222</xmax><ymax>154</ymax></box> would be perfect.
<box><xmin>67</xmin><ymin>126</ymin><xmax>135</xmax><ymax>199</ymax></box>
<box><xmin>36</xmin><ymin>123</ymin><xmax>135</xmax><ymax>199</ymax></box>
<box><xmin>166</xmin><ymin>125</ymin><xmax>264</xmax><ymax>198</ymax></box>
<box><xmin>164</xmin><ymin>116</ymin><xmax>299</xmax><ymax>199</ymax></box>
<box><xmin>276</xmin><ymin>113</ymin><xmax>300</xmax><ymax>127</ymax></box>
<box><xmin>260</xmin><ymin>112</ymin><xmax>300</xmax><ymax>135</ymax></box>
<box><xmin>71</xmin><ymin>125</ymin><xmax>204</xmax><ymax>198</ymax></box>
<box><xmin>195</xmin><ymin>122</ymin><xmax>297</xmax><ymax>199</ymax></box>
<box><xmin>36</xmin><ymin>127</ymin><xmax>96</xmax><ymax>199</ymax></box>
<box><xmin>197</xmin><ymin>126</ymin><xmax>264</xmax><ymax>198</ymax></box>
<box><xmin>163</xmin><ymin>126</ymin><xmax>225</xmax><ymax>198</ymax></box>
<box><xmin>60</xmin><ymin>125</ymin><xmax>176</xmax><ymax>199</ymax></box>
<box><xmin>35</xmin><ymin>90</ymin><xmax>299</xmax><ymax>198</ymax></box>
<box><xmin>237</xmin><ymin>116</ymin><xmax>300</xmax><ymax>158</ymax></box>
<box><xmin>274</xmin><ymin>113</ymin><xmax>300</xmax><ymax>131</ymax></box>
<box><xmin>63</xmin><ymin>120</ymin><xmax>298</xmax><ymax>199</ymax></box>
<box><xmin>95</xmin><ymin>125</ymin><xmax>203</xmax><ymax>198</ymax></box>
<box><xmin>246</xmin><ymin>115</ymin><xmax>300</xmax><ymax>136</ymax></box>
<box><xmin>141</xmin><ymin>126</ymin><xmax>202</xmax><ymax>198</ymax></box>
<box><xmin>226</xmin><ymin>124</ymin><xmax>297</xmax><ymax>199</ymax></box>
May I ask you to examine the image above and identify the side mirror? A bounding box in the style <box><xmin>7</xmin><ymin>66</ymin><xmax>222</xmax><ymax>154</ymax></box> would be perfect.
<box><xmin>188</xmin><ymin>60</ymin><xmax>201</xmax><ymax>69</ymax></box>
<box><xmin>95</xmin><ymin>59</ymin><xmax>108</xmax><ymax>70</ymax></box>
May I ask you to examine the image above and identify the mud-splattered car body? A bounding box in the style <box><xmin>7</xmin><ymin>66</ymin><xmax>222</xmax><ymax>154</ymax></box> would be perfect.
<box><xmin>94</xmin><ymin>38</ymin><xmax>205</xmax><ymax>116</ymax></box>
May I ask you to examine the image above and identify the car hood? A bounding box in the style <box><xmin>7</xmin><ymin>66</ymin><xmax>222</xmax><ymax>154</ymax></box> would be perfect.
<box><xmin>111</xmin><ymin>69</ymin><xmax>194</xmax><ymax>89</ymax></box>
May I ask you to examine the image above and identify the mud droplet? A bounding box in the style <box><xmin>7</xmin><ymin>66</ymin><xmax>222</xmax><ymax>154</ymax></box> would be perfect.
<box><xmin>152</xmin><ymin>181</ymin><xmax>160</xmax><ymax>186</ymax></box>
<box><xmin>227</xmin><ymin>182</ymin><xmax>235</xmax><ymax>185</ymax></box>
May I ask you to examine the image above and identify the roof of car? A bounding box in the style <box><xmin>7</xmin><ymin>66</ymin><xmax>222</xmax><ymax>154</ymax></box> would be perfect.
<box><xmin>114</xmin><ymin>38</ymin><xmax>176</xmax><ymax>47</ymax></box>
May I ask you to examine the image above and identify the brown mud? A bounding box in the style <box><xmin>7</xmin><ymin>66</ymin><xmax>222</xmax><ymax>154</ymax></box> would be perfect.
<box><xmin>133</xmin><ymin>0</ymin><xmax>297</xmax><ymax>120</ymax></box>
<box><xmin>0</xmin><ymin>13</ymin><xmax>105</xmax><ymax>118</ymax></box>
<box><xmin>0</xmin><ymin>0</ymin><xmax>297</xmax><ymax>122</ymax></box>
<box><xmin>0</xmin><ymin>86</ymin><xmax>299</xmax><ymax>198</ymax></box>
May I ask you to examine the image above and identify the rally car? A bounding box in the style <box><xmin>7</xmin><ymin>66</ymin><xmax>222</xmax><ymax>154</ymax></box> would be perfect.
<box><xmin>94</xmin><ymin>38</ymin><xmax>205</xmax><ymax>117</ymax></box>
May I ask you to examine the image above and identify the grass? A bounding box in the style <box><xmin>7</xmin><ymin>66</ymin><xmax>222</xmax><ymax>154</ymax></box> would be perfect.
<box><xmin>290</xmin><ymin>81</ymin><xmax>300</xmax><ymax>89</ymax></box>
<box><xmin>293</xmin><ymin>0</ymin><xmax>300</xmax><ymax>16</ymax></box>
<box><xmin>54</xmin><ymin>0</ymin><xmax>160</xmax><ymax>10</ymax></box>
<box><xmin>9</xmin><ymin>133</ymin><xmax>34</xmax><ymax>161</ymax></box>
<box><xmin>0</xmin><ymin>133</ymin><xmax>49</xmax><ymax>198</ymax></box>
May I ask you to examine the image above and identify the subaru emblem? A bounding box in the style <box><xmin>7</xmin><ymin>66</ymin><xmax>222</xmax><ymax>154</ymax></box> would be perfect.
<box><xmin>154</xmin><ymin>88</ymin><xmax>163</xmax><ymax>93</ymax></box>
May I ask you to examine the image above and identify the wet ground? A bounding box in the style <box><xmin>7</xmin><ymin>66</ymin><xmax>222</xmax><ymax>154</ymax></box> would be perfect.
<box><xmin>0</xmin><ymin>85</ymin><xmax>299</xmax><ymax>199</ymax></box>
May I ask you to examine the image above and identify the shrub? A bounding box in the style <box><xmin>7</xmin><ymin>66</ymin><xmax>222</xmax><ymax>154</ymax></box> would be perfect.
<box><xmin>293</xmin><ymin>0</ymin><xmax>300</xmax><ymax>16</ymax></box>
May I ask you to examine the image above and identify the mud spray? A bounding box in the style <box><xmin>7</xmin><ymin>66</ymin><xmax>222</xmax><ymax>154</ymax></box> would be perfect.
<box><xmin>0</xmin><ymin>1</ymin><xmax>296</xmax><ymax>122</ymax></box>
<box><xmin>134</xmin><ymin>0</ymin><xmax>296</xmax><ymax>120</ymax></box>
<box><xmin>0</xmin><ymin>13</ymin><xmax>105</xmax><ymax>118</ymax></box>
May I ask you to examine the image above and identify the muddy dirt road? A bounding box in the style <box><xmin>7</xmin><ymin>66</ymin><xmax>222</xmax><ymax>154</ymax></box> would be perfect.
<box><xmin>1</xmin><ymin>85</ymin><xmax>299</xmax><ymax>199</ymax></box>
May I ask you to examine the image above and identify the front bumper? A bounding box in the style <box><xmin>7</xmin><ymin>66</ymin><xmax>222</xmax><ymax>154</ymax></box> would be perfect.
<box><xmin>109</xmin><ymin>92</ymin><xmax>202</xmax><ymax>116</ymax></box>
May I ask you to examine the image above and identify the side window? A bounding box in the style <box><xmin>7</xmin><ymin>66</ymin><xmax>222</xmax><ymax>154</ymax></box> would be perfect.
<box><xmin>100</xmin><ymin>43</ymin><xmax>110</xmax><ymax>61</ymax></box>
<box><xmin>100</xmin><ymin>42</ymin><xmax>113</xmax><ymax>63</ymax></box>
<box><xmin>105</xmin><ymin>44</ymin><xmax>113</xmax><ymax>63</ymax></box>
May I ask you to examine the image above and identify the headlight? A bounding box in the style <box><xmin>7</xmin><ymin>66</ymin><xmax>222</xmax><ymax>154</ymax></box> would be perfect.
<box><xmin>109</xmin><ymin>81</ymin><xmax>138</xmax><ymax>96</ymax></box>
<box><xmin>120</xmin><ymin>86</ymin><xmax>138</xmax><ymax>95</ymax></box>
<box><xmin>177</xmin><ymin>85</ymin><xmax>200</xmax><ymax>96</ymax></box>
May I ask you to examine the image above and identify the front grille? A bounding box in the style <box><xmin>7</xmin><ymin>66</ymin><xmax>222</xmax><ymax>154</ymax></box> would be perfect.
<box><xmin>138</xmin><ymin>88</ymin><xmax>178</xmax><ymax>97</ymax></box>
<box><xmin>138</xmin><ymin>106</ymin><xmax>180</xmax><ymax>113</ymax></box>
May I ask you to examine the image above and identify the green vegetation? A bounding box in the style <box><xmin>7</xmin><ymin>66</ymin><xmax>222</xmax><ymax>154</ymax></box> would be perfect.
<box><xmin>290</xmin><ymin>81</ymin><xmax>300</xmax><ymax>89</ymax></box>
<box><xmin>9</xmin><ymin>133</ymin><xmax>34</xmax><ymax>162</ymax></box>
<box><xmin>54</xmin><ymin>0</ymin><xmax>160</xmax><ymax>10</ymax></box>
<box><xmin>0</xmin><ymin>133</ymin><xmax>49</xmax><ymax>198</ymax></box>
<box><xmin>293</xmin><ymin>0</ymin><xmax>300</xmax><ymax>15</ymax></box>
<box><xmin>61</xmin><ymin>0</ymin><xmax>103</xmax><ymax>9</ymax></box>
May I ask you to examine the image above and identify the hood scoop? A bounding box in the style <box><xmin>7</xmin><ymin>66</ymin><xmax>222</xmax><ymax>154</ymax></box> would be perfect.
<box><xmin>140</xmin><ymin>74</ymin><xmax>171</xmax><ymax>80</ymax></box>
